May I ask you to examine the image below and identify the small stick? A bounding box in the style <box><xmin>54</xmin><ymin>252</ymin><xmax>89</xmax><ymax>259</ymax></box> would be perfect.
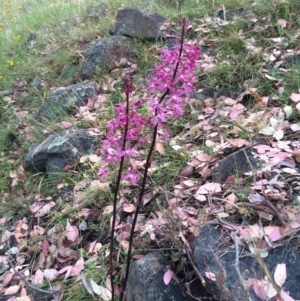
<box><xmin>219</xmin><ymin>120</ymin><xmax>252</xmax><ymax>134</ymax></box>
<box><xmin>233</xmin><ymin>231</ymin><xmax>252</xmax><ymax>301</ymax></box>
<box><xmin>238</xmin><ymin>202</ymin><xmax>274</xmax><ymax>215</ymax></box>
<box><xmin>261</xmin><ymin>190</ymin><xmax>286</xmax><ymax>227</ymax></box>
<box><xmin>186</xmin><ymin>247</ymin><xmax>206</xmax><ymax>287</ymax></box>
<box><xmin>216</xmin><ymin>216</ymin><xmax>237</xmax><ymax>231</ymax></box>
<box><xmin>242</xmin><ymin>148</ymin><xmax>256</xmax><ymax>184</ymax></box>
<box><xmin>258</xmin><ymin>217</ymin><xmax>275</xmax><ymax>249</ymax></box>
<box><xmin>6</xmin><ymin>257</ymin><xmax>60</xmax><ymax>300</ymax></box>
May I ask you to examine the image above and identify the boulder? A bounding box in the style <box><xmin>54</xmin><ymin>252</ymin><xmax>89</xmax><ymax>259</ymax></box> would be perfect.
<box><xmin>282</xmin><ymin>54</ymin><xmax>300</xmax><ymax>68</ymax></box>
<box><xmin>126</xmin><ymin>252</ymin><xmax>186</xmax><ymax>301</ymax></box>
<box><xmin>211</xmin><ymin>147</ymin><xmax>258</xmax><ymax>183</ymax></box>
<box><xmin>86</xmin><ymin>3</ymin><xmax>108</xmax><ymax>19</ymax></box>
<box><xmin>36</xmin><ymin>81</ymin><xmax>98</xmax><ymax>121</ymax></box>
<box><xmin>22</xmin><ymin>129</ymin><xmax>97</xmax><ymax>173</ymax></box>
<box><xmin>215</xmin><ymin>8</ymin><xmax>248</xmax><ymax>21</ymax></box>
<box><xmin>81</xmin><ymin>35</ymin><xmax>131</xmax><ymax>78</ymax></box>
<box><xmin>109</xmin><ymin>9</ymin><xmax>165</xmax><ymax>40</ymax></box>
<box><xmin>192</xmin><ymin>223</ymin><xmax>300</xmax><ymax>301</ymax></box>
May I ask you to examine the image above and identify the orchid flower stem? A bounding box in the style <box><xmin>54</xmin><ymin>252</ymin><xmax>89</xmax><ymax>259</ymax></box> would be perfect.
<box><xmin>119</xmin><ymin>20</ymin><xmax>187</xmax><ymax>301</ymax></box>
<box><xmin>109</xmin><ymin>80</ymin><xmax>131</xmax><ymax>301</ymax></box>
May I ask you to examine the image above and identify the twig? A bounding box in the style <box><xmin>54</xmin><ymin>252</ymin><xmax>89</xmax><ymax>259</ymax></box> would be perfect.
<box><xmin>179</xmin><ymin>229</ymin><xmax>192</xmax><ymax>253</ymax></box>
<box><xmin>219</xmin><ymin>120</ymin><xmax>253</xmax><ymax>134</ymax></box>
<box><xmin>233</xmin><ymin>231</ymin><xmax>252</xmax><ymax>301</ymax></box>
<box><xmin>223</xmin><ymin>4</ymin><xmax>226</xmax><ymax>21</ymax></box>
<box><xmin>250</xmin><ymin>241</ymin><xmax>281</xmax><ymax>296</ymax></box>
<box><xmin>179</xmin><ymin>228</ymin><xmax>206</xmax><ymax>286</ymax></box>
<box><xmin>185</xmin><ymin>290</ymin><xmax>214</xmax><ymax>301</ymax></box>
<box><xmin>186</xmin><ymin>247</ymin><xmax>206</xmax><ymax>287</ymax></box>
<box><xmin>6</xmin><ymin>257</ymin><xmax>60</xmax><ymax>300</ymax></box>
<box><xmin>242</xmin><ymin>148</ymin><xmax>256</xmax><ymax>184</ymax></box>
<box><xmin>238</xmin><ymin>202</ymin><xmax>274</xmax><ymax>215</ymax></box>
<box><xmin>258</xmin><ymin>217</ymin><xmax>275</xmax><ymax>249</ymax></box>
<box><xmin>207</xmin><ymin>193</ymin><xmax>215</xmax><ymax>215</ymax></box>
<box><xmin>216</xmin><ymin>216</ymin><xmax>237</xmax><ymax>231</ymax></box>
<box><xmin>261</xmin><ymin>190</ymin><xmax>286</xmax><ymax>227</ymax></box>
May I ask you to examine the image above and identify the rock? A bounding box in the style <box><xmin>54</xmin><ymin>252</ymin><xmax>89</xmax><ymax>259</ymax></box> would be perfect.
<box><xmin>32</xmin><ymin>77</ymin><xmax>43</xmax><ymax>90</ymax></box>
<box><xmin>22</xmin><ymin>129</ymin><xmax>97</xmax><ymax>173</ymax></box>
<box><xmin>81</xmin><ymin>35</ymin><xmax>131</xmax><ymax>79</ymax></box>
<box><xmin>109</xmin><ymin>9</ymin><xmax>165</xmax><ymax>40</ymax></box>
<box><xmin>165</xmin><ymin>37</ymin><xmax>180</xmax><ymax>49</ymax></box>
<box><xmin>45</xmin><ymin>157</ymin><xmax>70</xmax><ymax>173</ymax></box>
<box><xmin>192</xmin><ymin>223</ymin><xmax>300</xmax><ymax>301</ymax></box>
<box><xmin>86</xmin><ymin>3</ymin><xmax>108</xmax><ymax>19</ymax></box>
<box><xmin>35</xmin><ymin>81</ymin><xmax>98</xmax><ymax>121</ymax></box>
<box><xmin>190</xmin><ymin>88</ymin><xmax>234</xmax><ymax>100</ymax></box>
<box><xmin>211</xmin><ymin>147</ymin><xmax>258</xmax><ymax>183</ymax></box>
<box><xmin>215</xmin><ymin>8</ymin><xmax>247</xmax><ymax>21</ymax></box>
<box><xmin>126</xmin><ymin>252</ymin><xmax>186</xmax><ymax>301</ymax></box>
<box><xmin>58</xmin><ymin>15</ymin><xmax>81</xmax><ymax>31</ymax></box>
<box><xmin>282</xmin><ymin>54</ymin><xmax>300</xmax><ymax>68</ymax></box>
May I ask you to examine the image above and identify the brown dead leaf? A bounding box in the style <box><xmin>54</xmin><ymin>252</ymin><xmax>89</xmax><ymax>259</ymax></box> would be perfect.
<box><xmin>290</xmin><ymin>93</ymin><xmax>300</xmax><ymax>102</ymax></box>
<box><xmin>15</xmin><ymin>297</ymin><xmax>31</xmax><ymax>301</ymax></box>
<box><xmin>4</xmin><ymin>285</ymin><xmax>20</xmax><ymax>295</ymax></box>
<box><xmin>123</xmin><ymin>204</ymin><xmax>136</xmax><ymax>213</ymax></box>
<box><xmin>120</xmin><ymin>240</ymin><xmax>129</xmax><ymax>251</ymax></box>
<box><xmin>34</xmin><ymin>202</ymin><xmax>56</xmax><ymax>217</ymax></box>
<box><xmin>277</xmin><ymin>19</ymin><xmax>287</xmax><ymax>28</ymax></box>
<box><xmin>196</xmin><ymin>182</ymin><xmax>222</xmax><ymax>194</ymax></box>
<box><xmin>103</xmin><ymin>205</ymin><xmax>114</xmax><ymax>215</ymax></box>
<box><xmin>228</xmin><ymin>138</ymin><xmax>249</xmax><ymax>148</ymax></box>
<box><xmin>195</xmin><ymin>152</ymin><xmax>213</xmax><ymax>162</ymax></box>
<box><xmin>155</xmin><ymin>142</ymin><xmax>165</xmax><ymax>155</ymax></box>
<box><xmin>100</xmin><ymin>286</ymin><xmax>112</xmax><ymax>301</ymax></box>
<box><xmin>90</xmin><ymin>180</ymin><xmax>110</xmax><ymax>192</ymax></box>
<box><xmin>274</xmin><ymin>263</ymin><xmax>286</xmax><ymax>287</ymax></box>
<box><xmin>61</xmin><ymin>121</ymin><xmax>73</xmax><ymax>129</ymax></box>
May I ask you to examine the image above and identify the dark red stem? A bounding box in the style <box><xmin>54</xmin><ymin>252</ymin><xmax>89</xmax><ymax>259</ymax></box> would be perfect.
<box><xmin>109</xmin><ymin>81</ymin><xmax>131</xmax><ymax>301</ymax></box>
<box><xmin>119</xmin><ymin>20</ymin><xmax>187</xmax><ymax>301</ymax></box>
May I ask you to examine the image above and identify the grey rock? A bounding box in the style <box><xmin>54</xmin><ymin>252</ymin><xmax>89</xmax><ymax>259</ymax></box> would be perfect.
<box><xmin>215</xmin><ymin>8</ymin><xmax>247</xmax><ymax>21</ymax></box>
<box><xmin>109</xmin><ymin>9</ymin><xmax>165</xmax><ymax>40</ymax></box>
<box><xmin>211</xmin><ymin>147</ymin><xmax>258</xmax><ymax>183</ymax></box>
<box><xmin>81</xmin><ymin>35</ymin><xmax>131</xmax><ymax>79</ymax></box>
<box><xmin>45</xmin><ymin>157</ymin><xmax>70</xmax><ymax>173</ymax></box>
<box><xmin>283</xmin><ymin>54</ymin><xmax>300</xmax><ymax>68</ymax></box>
<box><xmin>86</xmin><ymin>3</ymin><xmax>108</xmax><ymax>19</ymax></box>
<box><xmin>59</xmin><ymin>15</ymin><xmax>81</xmax><ymax>31</ymax></box>
<box><xmin>22</xmin><ymin>129</ymin><xmax>97</xmax><ymax>173</ymax></box>
<box><xmin>190</xmin><ymin>88</ymin><xmax>234</xmax><ymax>100</ymax></box>
<box><xmin>126</xmin><ymin>252</ymin><xmax>186</xmax><ymax>301</ymax></box>
<box><xmin>35</xmin><ymin>82</ymin><xmax>98</xmax><ymax>121</ymax></box>
<box><xmin>192</xmin><ymin>224</ymin><xmax>300</xmax><ymax>301</ymax></box>
<box><xmin>32</xmin><ymin>77</ymin><xmax>43</xmax><ymax>90</ymax></box>
<box><xmin>165</xmin><ymin>37</ymin><xmax>180</xmax><ymax>49</ymax></box>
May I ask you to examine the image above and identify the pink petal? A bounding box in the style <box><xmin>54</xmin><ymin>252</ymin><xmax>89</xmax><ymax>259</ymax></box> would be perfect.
<box><xmin>253</xmin><ymin>281</ymin><xmax>267</xmax><ymax>300</ymax></box>
<box><xmin>66</xmin><ymin>220</ymin><xmax>79</xmax><ymax>242</ymax></box>
<box><xmin>269</xmin><ymin>227</ymin><xmax>282</xmax><ymax>242</ymax></box>
<box><xmin>280</xmin><ymin>290</ymin><xmax>296</xmax><ymax>301</ymax></box>
<box><xmin>163</xmin><ymin>269</ymin><xmax>173</xmax><ymax>285</ymax></box>
<box><xmin>205</xmin><ymin>272</ymin><xmax>216</xmax><ymax>281</ymax></box>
